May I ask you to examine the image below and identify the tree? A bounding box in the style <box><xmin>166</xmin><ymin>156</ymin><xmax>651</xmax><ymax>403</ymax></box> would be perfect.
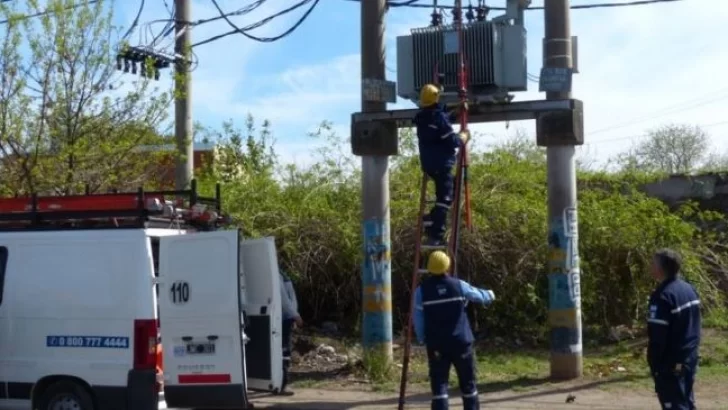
<box><xmin>699</xmin><ymin>151</ymin><xmax>728</xmax><ymax>173</ymax></box>
<box><xmin>197</xmin><ymin>115</ymin><xmax>277</xmax><ymax>182</ymax></box>
<box><xmin>616</xmin><ymin>124</ymin><xmax>710</xmax><ymax>174</ymax></box>
<box><xmin>0</xmin><ymin>0</ymin><xmax>171</xmax><ymax>195</ymax></box>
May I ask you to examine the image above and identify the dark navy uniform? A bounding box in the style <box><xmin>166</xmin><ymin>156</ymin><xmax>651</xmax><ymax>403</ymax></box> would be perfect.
<box><xmin>647</xmin><ymin>277</ymin><xmax>701</xmax><ymax>410</ymax></box>
<box><xmin>413</xmin><ymin>104</ymin><xmax>463</xmax><ymax>243</ymax></box>
<box><xmin>414</xmin><ymin>275</ymin><xmax>495</xmax><ymax>410</ymax></box>
<box><xmin>279</xmin><ymin>270</ymin><xmax>300</xmax><ymax>393</ymax></box>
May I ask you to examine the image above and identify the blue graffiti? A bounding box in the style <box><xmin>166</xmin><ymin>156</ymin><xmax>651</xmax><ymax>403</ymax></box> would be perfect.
<box><xmin>362</xmin><ymin>312</ymin><xmax>392</xmax><ymax>346</ymax></box>
<box><xmin>362</xmin><ymin>218</ymin><xmax>393</xmax><ymax>346</ymax></box>
<box><xmin>547</xmin><ymin>217</ymin><xmax>567</xmax><ymax>274</ymax></box>
<box><xmin>547</xmin><ymin>217</ymin><xmax>566</xmax><ymax>250</ymax></box>
<box><xmin>363</xmin><ymin>218</ymin><xmax>391</xmax><ymax>286</ymax></box>
<box><xmin>547</xmin><ymin>213</ymin><xmax>581</xmax><ymax>311</ymax></box>
<box><xmin>550</xmin><ymin>327</ymin><xmax>582</xmax><ymax>354</ymax></box>
<box><xmin>548</xmin><ymin>273</ymin><xmax>576</xmax><ymax>310</ymax></box>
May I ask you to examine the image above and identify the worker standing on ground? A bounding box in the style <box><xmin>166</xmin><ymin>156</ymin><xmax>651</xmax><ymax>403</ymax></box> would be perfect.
<box><xmin>647</xmin><ymin>249</ymin><xmax>701</xmax><ymax>410</ymax></box>
<box><xmin>413</xmin><ymin>251</ymin><xmax>495</xmax><ymax>410</ymax></box>
<box><xmin>413</xmin><ymin>84</ymin><xmax>470</xmax><ymax>247</ymax></box>
<box><xmin>280</xmin><ymin>270</ymin><xmax>303</xmax><ymax>396</ymax></box>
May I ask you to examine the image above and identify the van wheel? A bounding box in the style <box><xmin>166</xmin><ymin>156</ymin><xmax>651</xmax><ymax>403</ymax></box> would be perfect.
<box><xmin>36</xmin><ymin>380</ymin><xmax>95</xmax><ymax>410</ymax></box>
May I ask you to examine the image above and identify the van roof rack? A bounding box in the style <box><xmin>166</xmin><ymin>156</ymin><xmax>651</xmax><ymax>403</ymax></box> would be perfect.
<box><xmin>0</xmin><ymin>179</ymin><xmax>226</xmax><ymax>232</ymax></box>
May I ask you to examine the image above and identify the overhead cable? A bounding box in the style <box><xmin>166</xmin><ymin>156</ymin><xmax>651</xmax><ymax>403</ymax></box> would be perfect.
<box><xmin>342</xmin><ymin>0</ymin><xmax>684</xmax><ymax>11</ymax></box>
<box><xmin>194</xmin><ymin>0</ymin><xmax>319</xmax><ymax>48</ymax></box>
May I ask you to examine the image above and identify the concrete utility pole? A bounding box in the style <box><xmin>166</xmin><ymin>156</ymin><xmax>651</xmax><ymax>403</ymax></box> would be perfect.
<box><xmin>174</xmin><ymin>0</ymin><xmax>194</xmax><ymax>190</ymax></box>
<box><xmin>544</xmin><ymin>0</ymin><xmax>583</xmax><ymax>379</ymax></box>
<box><xmin>360</xmin><ymin>0</ymin><xmax>393</xmax><ymax>362</ymax></box>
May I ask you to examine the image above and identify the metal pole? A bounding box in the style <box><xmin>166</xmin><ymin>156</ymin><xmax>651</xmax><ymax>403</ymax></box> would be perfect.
<box><xmin>544</xmin><ymin>0</ymin><xmax>583</xmax><ymax>379</ymax></box>
<box><xmin>174</xmin><ymin>0</ymin><xmax>193</xmax><ymax>190</ymax></box>
<box><xmin>360</xmin><ymin>0</ymin><xmax>393</xmax><ymax>362</ymax></box>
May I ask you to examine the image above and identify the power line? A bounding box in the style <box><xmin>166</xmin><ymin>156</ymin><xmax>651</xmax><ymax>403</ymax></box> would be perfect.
<box><xmin>194</xmin><ymin>0</ymin><xmax>320</xmax><ymax>48</ymax></box>
<box><xmin>585</xmin><ymin>119</ymin><xmax>728</xmax><ymax>146</ymax></box>
<box><xmin>342</xmin><ymin>0</ymin><xmax>684</xmax><ymax>10</ymax></box>
<box><xmin>587</xmin><ymin>88</ymin><xmax>728</xmax><ymax>136</ymax></box>
<box><xmin>146</xmin><ymin>0</ymin><xmax>175</xmax><ymax>47</ymax></box>
<box><xmin>121</xmin><ymin>0</ymin><xmax>145</xmax><ymax>41</ymax></box>
<box><xmin>194</xmin><ymin>0</ymin><xmax>268</xmax><ymax>27</ymax></box>
<box><xmin>136</xmin><ymin>1</ymin><xmax>270</xmax><ymax>53</ymax></box>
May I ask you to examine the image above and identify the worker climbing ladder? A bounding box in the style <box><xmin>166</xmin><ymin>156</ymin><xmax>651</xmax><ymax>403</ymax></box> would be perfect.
<box><xmin>398</xmin><ymin>1</ymin><xmax>473</xmax><ymax>408</ymax></box>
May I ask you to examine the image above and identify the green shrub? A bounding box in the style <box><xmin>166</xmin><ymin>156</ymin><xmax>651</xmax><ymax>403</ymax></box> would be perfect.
<box><xmin>197</xmin><ymin>122</ymin><xmax>728</xmax><ymax>337</ymax></box>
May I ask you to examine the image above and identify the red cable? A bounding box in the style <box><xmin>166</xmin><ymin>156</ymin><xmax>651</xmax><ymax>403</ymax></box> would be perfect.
<box><xmin>455</xmin><ymin>1</ymin><xmax>473</xmax><ymax>231</ymax></box>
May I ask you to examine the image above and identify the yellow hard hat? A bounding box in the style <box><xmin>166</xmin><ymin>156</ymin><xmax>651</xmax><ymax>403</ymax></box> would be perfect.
<box><xmin>427</xmin><ymin>251</ymin><xmax>451</xmax><ymax>275</ymax></box>
<box><xmin>419</xmin><ymin>84</ymin><xmax>441</xmax><ymax>107</ymax></box>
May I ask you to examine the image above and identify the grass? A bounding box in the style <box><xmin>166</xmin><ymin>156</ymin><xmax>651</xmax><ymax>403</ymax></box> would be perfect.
<box><xmin>291</xmin><ymin>328</ymin><xmax>728</xmax><ymax>394</ymax></box>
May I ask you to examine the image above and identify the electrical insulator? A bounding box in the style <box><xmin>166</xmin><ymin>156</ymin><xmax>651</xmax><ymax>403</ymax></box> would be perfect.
<box><xmin>116</xmin><ymin>56</ymin><xmax>122</xmax><ymax>71</ymax></box>
<box><xmin>123</xmin><ymin>59</ymin><xmax>130</xmax><ymax>73</ymax></box>
<box><xmin>140</xmin><ymin>61</ymin><xmax>146</xmax><ymax>78</ymax></box>
<box><xmin>430</xmin><ymin>9</ymin><xmax>442</xmax><ymax>26</ymax></box>
<box><xmin>452</xmin><ymin>6</ymin><xmax>462</xmax><ymax>24</ymax></box>
<box><xmin>466</xmin><ymin>5</ymin><xmax>475</xmax><ymax>22</ymax></box>
<box><xmin>154</xmin><ymin>68</ymin><xmax>160</xmax><ymax>81</ymax></box>
<box><xmin>131</xmin><ymin>62</ymin><xmax>137</xmax><ymax>75</ymax></box>
<box><xmin>476</xmin><ymin>6</ymin><xmax>488</xmax><ymax>21</ymax></box>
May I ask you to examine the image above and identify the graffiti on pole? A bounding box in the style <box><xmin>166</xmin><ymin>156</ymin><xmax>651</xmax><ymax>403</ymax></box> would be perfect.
<box><xmin>362</xmin><ymin>218</ymin><xmax>392</xmax><ymax>346</ymax></box>
<box><xmin>563</xmin><ymin>207</ymin><xmax>579</xmax><ymax>272</ymax></box>
<box><xmin>547</xmin><ymin>211</ymin><xmax>582</xmax><ymax>354</ymax></box>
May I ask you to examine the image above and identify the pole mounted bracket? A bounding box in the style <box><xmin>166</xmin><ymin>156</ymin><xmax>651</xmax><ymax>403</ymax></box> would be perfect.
<box><xmin>535</xmin><ymin>99</ymin><xmax>584</xmax><ymax>146</ymax></box>
<box><xmin>350</xmin><ymin>98</ymin><xmax>584</xmax><ymax>152</ymax></box>
<box><xmin>351</xmin><ymin>117</ymin><xmax>399</xmax><ymax>157</ymax></box>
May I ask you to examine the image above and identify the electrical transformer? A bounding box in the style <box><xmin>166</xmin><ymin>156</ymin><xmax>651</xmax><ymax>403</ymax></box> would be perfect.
<box><xmin>396</xmin><ymin>20</ymin><xmax>528</xmax><ymax>106</ymax></box>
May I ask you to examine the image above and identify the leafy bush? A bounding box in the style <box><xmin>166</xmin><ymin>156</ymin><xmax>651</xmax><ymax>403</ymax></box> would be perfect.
<box><xmin>198</xmin><ymin>119</ymin><xmax>728</xmax><ymax>338</ymax></box>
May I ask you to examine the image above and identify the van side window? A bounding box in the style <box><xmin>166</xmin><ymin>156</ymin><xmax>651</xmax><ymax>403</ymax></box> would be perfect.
<box><xmin>0</xmin><ymin>246</ymin><xmax>7</xmax><ymax>305</ymax></box>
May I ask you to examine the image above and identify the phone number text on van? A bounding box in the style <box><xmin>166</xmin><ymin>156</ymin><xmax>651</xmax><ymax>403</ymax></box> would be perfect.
<box><xmin>46</xmin><ymin>335</ymin><xmax>130</xmax><ymax>349</ymax></box>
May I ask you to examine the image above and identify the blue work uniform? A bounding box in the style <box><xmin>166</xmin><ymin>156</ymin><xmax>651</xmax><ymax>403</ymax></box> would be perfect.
<box><xmin>414</xmin><ymin>275</ymin><xmax>495</xmax><ymax>410</ymax></box>
<box><xmin>647</xmin><ymin>276</ymin><xmax>701</xmax><ymax>410</ymax></box>
<box><xmin>414</xmin><ymin>104</ymin><xmax>463</xmax><ymax>242</ymax></box>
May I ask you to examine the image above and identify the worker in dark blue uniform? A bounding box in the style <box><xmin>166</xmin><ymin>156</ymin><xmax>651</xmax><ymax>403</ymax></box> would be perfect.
<box><xmin>647</xmin><ymin>248</ymin><xmax>701</xmax><ymax>410</ymax></box>
<box><xmin>413</xmin><ymin>84</ymin><xmax>470</xmax><ymax>247</ymax></box>
<box><xmin>280</xmin><ymin>269</ymin><xmax>302</xmax><ymax>396</ymax></box>
<box><xmin>413</xmin><ymin>251</ymin><xmax>495</xmax><ymax>410</ymax></box>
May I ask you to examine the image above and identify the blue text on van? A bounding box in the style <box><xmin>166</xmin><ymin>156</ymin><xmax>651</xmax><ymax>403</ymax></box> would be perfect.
<box><xmin>46</xmin><ymin>336</ymin><xmax>130</xmax><ymax>349</ymax></box>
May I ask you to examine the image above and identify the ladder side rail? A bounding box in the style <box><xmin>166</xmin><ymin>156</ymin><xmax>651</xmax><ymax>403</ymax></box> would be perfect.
<box><xmin>397</xmin><ymin>174</ymin><xmax>429</xmax><ymax>410</ymax></box>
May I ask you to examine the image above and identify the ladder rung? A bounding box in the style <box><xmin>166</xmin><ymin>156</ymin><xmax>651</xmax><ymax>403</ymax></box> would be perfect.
<box><xmin>421</xmin><ymin>244</ymin><xmax>448</xmax><ymax>251</ymax></box>
<box><xmin>417</xmin><ymin>268</ymin><xmax>428</xmax><ymax>274</ymax></box>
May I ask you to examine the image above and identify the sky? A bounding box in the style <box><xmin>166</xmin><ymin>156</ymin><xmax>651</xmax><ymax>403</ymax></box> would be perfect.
<box><xmin>110</xmin><ymin>0</ymin><xmax>728</xmax><ymax>168</ymax></box>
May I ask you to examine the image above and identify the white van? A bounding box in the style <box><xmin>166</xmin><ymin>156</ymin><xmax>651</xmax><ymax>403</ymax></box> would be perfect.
<box><xmin>0</xmin><ymin>184</ymin><xmax>283</xmax><ymax>410</ymax></box>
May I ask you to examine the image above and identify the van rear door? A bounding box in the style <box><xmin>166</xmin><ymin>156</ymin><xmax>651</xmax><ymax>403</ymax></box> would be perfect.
<box><xmin>158</xmin><ymin>230</ymin><xmax>249</xmax><ymax>409</ymax></box>
<box><xmin>240</xmin><ymin>237</ymin><xmax>284</xmax><ymax>392</ymax></box>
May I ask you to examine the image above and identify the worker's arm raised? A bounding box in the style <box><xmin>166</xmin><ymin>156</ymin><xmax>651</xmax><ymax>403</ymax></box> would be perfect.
<box><xmin>458</xmin><ymin>279</ymin><xmax>495</xmax><ymax>306</ymax></box>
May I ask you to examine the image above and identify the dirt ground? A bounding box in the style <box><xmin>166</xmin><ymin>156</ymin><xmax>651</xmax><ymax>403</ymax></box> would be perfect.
<box><xmin>250</xmin><ymin>381</ymin><xmax>728</xmax><ymax>410</ymax></box>
<box><xmin>247</xmin><ymin>331</ymin><xmax>728</xmax><ymax>410</ymax></box>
